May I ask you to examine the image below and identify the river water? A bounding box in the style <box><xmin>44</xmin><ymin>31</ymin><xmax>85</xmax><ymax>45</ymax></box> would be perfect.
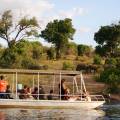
<box><xmin>0</xmin><ymin>104</ymin><xmax>120</xmax><ymax>120</ymax></box>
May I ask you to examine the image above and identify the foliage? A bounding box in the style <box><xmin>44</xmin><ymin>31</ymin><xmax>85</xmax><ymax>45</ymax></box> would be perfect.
<box><xmin>0</xmin><ymin>47</ymin><xmax>17</xmax><ymax>68</ymax></box>
<box><xmin>40</xmin><ymin>18</ymin><xmax>76</xmax><ymax>59</ymax></box>
<box><xmin>65</xmin><ymin>42</ymin><xmax>77</xmax><ymax>55</ymax></box>
<box><xmin>105</xmin><ymin>58</ymin><xmax>117</xmax><ymax>68</ymax></box>
<box><xmin>0</xmin><ymin>10</ymin><xmax>39</xmax><ymax>48</ymax></box>
<box><xmin>77</xmin><ymin>44</ymin><xmax>92</xmax><ymax>56</ymax></box>
<box><xmin>95</xmin><ymin>45</ymin><xmax>107</xmax><ymax>57</ymax></box>
<box><xmin>0</xmin><ymin>40</ymin><xmax>44</xmax><ymax>68</ymax></box>
<box><xmin>94</xmin><ymin>22</ymin><xmax>120</xmax><ymax>57</ymax></box>
<box><xmin>93</xmin><ymin>54</ymin><xmax>102</xmax><ymax>65</ymax></box>
<box><xmin>62</xmin><ymin>61</ymin><xmax>75</xmax><ymax>70</ymax></box>
<box><xmin>99</xmin><ymin>68</ymin><xmax>120</xmax><ymax>93</ymax></box>
<box><xmin>47</xmin><ymin>47</ymin><xmax>56</xmax><ymax>60</ymax></box>
<box><xmin>31</xmin><ymin>41</ymin><xmax>43</xmax><ymax>60</ymax></box>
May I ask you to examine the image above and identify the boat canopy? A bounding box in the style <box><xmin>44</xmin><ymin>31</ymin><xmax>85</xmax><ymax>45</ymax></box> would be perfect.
<box><xmin>0</xmin><ymin>69</ymin><xmax>81</xmax><ymax>76</ymax></box>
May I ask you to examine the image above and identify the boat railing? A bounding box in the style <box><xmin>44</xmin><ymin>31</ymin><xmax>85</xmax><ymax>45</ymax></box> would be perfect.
<box><xmin>90</xmin><ymin>95</ymin><xmax>105</xmax><ymax>101</ymax></box>
<box><xmin>0</xmin><ymin>93</ymin><xmax>105</xmax><ymax>101</ymax></box>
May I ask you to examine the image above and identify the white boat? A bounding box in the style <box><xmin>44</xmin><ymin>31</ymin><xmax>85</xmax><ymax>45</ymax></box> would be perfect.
<box><xmin>0</xmin><ymin>69</ymin><xmax>105</xmax><ymax>109</ymax></box>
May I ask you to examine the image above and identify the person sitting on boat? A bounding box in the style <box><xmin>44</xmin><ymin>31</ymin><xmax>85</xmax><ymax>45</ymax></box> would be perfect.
<box><xmin>39</xmin><ymin>86</ymin><xmax>45</xmax><ymax>100</ymax></box>
<box><xmin>79</xmin><ymin>90</ymin><xmax>91</xmax><ymax>102</ymax></box>
<box><xmin>64</xmin><ymin>88</ymin><xmax>70</xmax><ymax>100</ymax></box>
<box><xmin>0</xmin><ymin>75</ymin><xmax>8</xmax><ymax>99</ymax></box>
<box><xmin>5</xmin><ymin>85</ymin><xmax>13</xmax><ymax>99</ymax></box>
<box><xmin>85</xmin><ymin>91</ymin><xmax>91</xmax><ymax>102</ymax></box>
<box><xmin>26</xmin><ymin>87</ymin><xmax>33</xmax><ymax>99</ymax></box>
<box><xmin>32</xmin><ymin>87</ymin><xmax>38</xmax><ymax>100</ymax></box>
<box><xmin>59</xmin><ymin>79</ymin><xmax>68</xmax><ymax>100</ymax></box>
<box><xmin>19</xmin><ymin>85</ymin><xmax>28</xmax><ymax>99</ymax></box>
<box><xmin>47</xmin><ymin>89</ymin><xmax>53</xmax><ymax>100</ymax></box>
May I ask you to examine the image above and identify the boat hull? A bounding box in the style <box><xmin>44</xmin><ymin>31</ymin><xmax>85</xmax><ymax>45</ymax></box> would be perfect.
<box><xmin>0</xmin><ymin>99</ymin><xmax>105</xmax><ymax>109</ymax></box>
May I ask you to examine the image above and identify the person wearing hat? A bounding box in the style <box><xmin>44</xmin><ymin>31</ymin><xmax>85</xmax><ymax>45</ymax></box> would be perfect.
<box><xmin>0</xmin><ymin>75</ymin><xmax>8</xmax><ymax>98</ymax></box>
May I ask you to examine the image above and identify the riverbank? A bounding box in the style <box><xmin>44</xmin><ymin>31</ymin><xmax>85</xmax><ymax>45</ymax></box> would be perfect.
<box><xmin>109</xmin><ymin>94</ymin><xmax>120</xmax><ymax>103</ymax></box>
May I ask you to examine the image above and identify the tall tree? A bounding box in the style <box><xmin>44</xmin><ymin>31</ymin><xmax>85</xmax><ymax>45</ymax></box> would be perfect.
<box><xmin>0</xmin><ymin>10</ymin><xmax>39</xmax><ymax>48</ymax></box>
<box><xmin>40</xmin><ymin>18</ymin><xmax>75</xmax><ymax>59</ymax></box>
<box><xmin>94</xmin><ymin>22</ymin><xmax>120</xmax><ymax>57</ymax></box>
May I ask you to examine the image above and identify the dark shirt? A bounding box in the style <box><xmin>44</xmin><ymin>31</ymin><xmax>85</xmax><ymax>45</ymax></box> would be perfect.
<box><xmin>47</xmin><ymin>94</ymin><xmax>52</xmax><ymax>100</ymax></box>
<box><xmin>32</xmin><ymin>91</ymin><xmax>38</xmax><ymax>100</ymax></box>
<box><xmin>6</xmin><ymin>89</ymin><xmax>12</xmax><ymax>99</ymax></box>
<box><xmin>39</xmin><ymin>88</ymin><xmax>45</xmax><ymax>100</ymax></box>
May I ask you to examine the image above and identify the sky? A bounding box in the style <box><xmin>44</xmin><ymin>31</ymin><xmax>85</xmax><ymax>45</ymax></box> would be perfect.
<box><xmin>0</xmin><ymin>0</ymin><xmax>120</xmax><ymax>47</ymax></box>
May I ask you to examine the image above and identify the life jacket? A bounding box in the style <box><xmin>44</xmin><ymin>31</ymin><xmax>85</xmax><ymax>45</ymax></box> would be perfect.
<box><xmin>0</xmin><ymin>80</ymin><xmax>8</xmax><ymax>92</ymax></box>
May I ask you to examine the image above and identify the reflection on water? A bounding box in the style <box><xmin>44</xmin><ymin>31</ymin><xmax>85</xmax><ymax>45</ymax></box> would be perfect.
<box><xmin>0</xmin><ymin>105</ymin><xmax>120</xmax><ymax>120</ymax></box>
<box><xmin>0</xmin><ymin>112</ymin><xmax>5</xmax><ymax>120</ymax></box>
<box><xmin>0</xmin><ymin>108</ymin><xmax>104</xmax><ymax>120</ymax></box>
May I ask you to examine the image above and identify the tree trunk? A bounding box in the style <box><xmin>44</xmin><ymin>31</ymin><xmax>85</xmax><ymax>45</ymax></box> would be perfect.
<box><xmin>8</xmin><ymin>40</ymin><xmax>16</xmax><ymax>48</ymax></box>
<box><xmin>56</xmin><ymin>48</ymin><xmax>61</xmax><ymax>59</ymax></box>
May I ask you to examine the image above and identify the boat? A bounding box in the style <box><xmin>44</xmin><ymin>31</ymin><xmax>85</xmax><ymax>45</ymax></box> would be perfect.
<box><xmin>0</xmin><ymin>69</ymin><xmax>105</xmax><ymax>109</ymax></box>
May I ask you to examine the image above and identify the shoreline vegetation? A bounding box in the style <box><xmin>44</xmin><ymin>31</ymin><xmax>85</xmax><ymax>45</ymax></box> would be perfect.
<box><xmin>0</xmin><ymin>10</ymin><xmax>120</xmax><ymax>102</ymax></box>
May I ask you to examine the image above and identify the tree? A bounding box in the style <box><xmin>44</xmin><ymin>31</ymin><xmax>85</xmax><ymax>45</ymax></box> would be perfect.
<box><xmin>40</xmin><ymin>18</ymin><xmax>75</xmax><ymax>59</ymax></box>
<box><xmin>0</xmin><ymin>10</ymin><xmax>39</xmax><ymax>48</ymax></box>
<box><xmin>0</xmin><ymin>40</ymin><xmax>43</xmax><ymax>68</ymax></box>
<box><xmin>94</xmin><ymin>22</ymin><xmax>120</xmax><ymax>57</ymax></box>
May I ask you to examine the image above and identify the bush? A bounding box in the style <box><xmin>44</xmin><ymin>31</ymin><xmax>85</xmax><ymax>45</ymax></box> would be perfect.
<box><xmin>62</xmin><ymin>61</ymin><xmax>75</xmax><ymax>70</ymax></box>
<box><xmin>21</xmin><ymin>57</ymin><xmax>35</xmax><ymax>69</ymax></box>
<box><xmin>105</xmin><ymin>58</ymin><xmax>117</xmax><ymax>65</ymax></box>
<box><xmin>77</xmin><ymin>44</ymin><xmax>92</xmax><ymax>56</ymax></box>
<box><xmin>104</xmin><ymin>58</ymin><xmax>119</xmax><ymax>70</ymax></box>
<box><xmin>93</xmin><ymin>55</ymin><xmax>102</xmax><ymax>65</ymax></box>
<box><xmin>47</xmin><ymin>47</ymin><xmax>56</xmax><ymax>60</ymax></box>
<box><xmin>0</xmin><ymin>47</ymin><xmax>17</xmax><ymax>68</ymax></box>
<box><xmin>99</xmin><ymin>68</ymin><xmax>120</xmax><ymax>93</ymax></box>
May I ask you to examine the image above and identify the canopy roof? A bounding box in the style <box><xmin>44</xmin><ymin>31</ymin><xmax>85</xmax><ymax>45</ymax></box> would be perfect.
<box><xmin>0</xmin><ymin>69</ymin><xmax>81</xmax><ymax>76</ymax></box>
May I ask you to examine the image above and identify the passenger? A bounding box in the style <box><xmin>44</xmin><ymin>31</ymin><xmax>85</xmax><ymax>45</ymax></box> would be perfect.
<box><xmin>0</xmin><ymin>75</ymin><xmax>8</xmax><ymax>99</ymax></box>
<box><xmin>85</xmin><ymin>91</ymin><xmax>91</xmax><ymax>102</ymax></box>
<box><xmin>32</xmin><ymin>87</ymin><xmax>38</xmax><ymax>100</ymax></box>
<box><xmin>19</xmin><ymin>85</ymin><xmax>28</xmax><ymax>99</ymax></box>
<box><xmin>79</xmin><ymin>90</ymin><xmax>91</xmax><ymax>101</ymax></box>
<box><xmin>47</xmin><ymin>89</ymin><xmax>53</xmax><ymax>100</ymax></box>
<box><xmin>39</xmin><ymin>86</ymin><xmax>45</xmax><ymax>100</ymax></box>
<box><xmin>27</xmin><ymin>87</ymin><xmax>33</xmax><ymax>99</ymax></box>
<box><xmin>5</xmin><ymin>85</ymin><xmax>13</xmax><ymax>99</ymax></box>
<box><xmin>64</xmin><ymin>88</ymin><xmax>70</xmax><ymax>100</ymax></box>
<box><xmin>59</xmin><ymin>79</ymin><xmax>67</xmax><ymax>100</ymax></box>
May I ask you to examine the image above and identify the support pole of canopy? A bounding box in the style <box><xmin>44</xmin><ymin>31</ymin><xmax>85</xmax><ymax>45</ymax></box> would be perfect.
<box><xmin>74</xmin><ymin>76</ymin><xmax>79</xmax><ymax>93</ymax></box>
<box><xmin>81</xmin><ymin>73</ymin><xmax>86</xmax><ymax>93</ymax></box>
<box><xmin>73</xmin><ymin>77</ymin><xmax>75</xmax><ymax>95</ymax></box>
<box><xmin>12</xmin><ymin>74</ymin><xmax>15</xmax><ymax>94</ymax></box>
<box><xmin>59</xmin><ymin>72</ymin><xmax>61</xmax><ymax>100</ymax></box>
<box><xmin>80</xmin><ymin>73</ymin><xmax>82</xmax><ymax>101</ymax></box>
<box><xmin>37</xmin><ymin>72</ymin><xmax>40</xmax><ymax>100</ymax></box>
<box><xmin>15</xmin><ymin>72</ymin><xmax>18</xmax><ymax>99</ymax></box>
<box><xmin>53</xmin><ymin>74</ymin><xmax>56</xmax><ymax>93</ymax></box>
<box><xmin>32</xmin><ymin>75</ymin><xmax>35</xmax><ymax>89</ymax></box>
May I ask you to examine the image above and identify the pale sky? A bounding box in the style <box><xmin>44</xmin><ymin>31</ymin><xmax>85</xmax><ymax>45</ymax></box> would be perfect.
<box><xmin>0</xmin><ymin>0</ymin><xmax>120</xmax><ymax>47</ymax></box>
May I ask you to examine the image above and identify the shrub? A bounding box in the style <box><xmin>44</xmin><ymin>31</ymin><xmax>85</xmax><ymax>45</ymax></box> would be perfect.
<box><xmin>93</xmin><ymin>55</ymin><xmax>102</xmax><ymax>65</ymax></box>
<box><xmin>62</xmin><ymin>61</ymin><xmax>75</xmax><ymax>70</ymax></box>
<box><xmin>21</xmin><ymin>57</ymin><xmax>36</xmax><ymax>69</ymax></box>
<box><xmin>99</xmin><ymin>68</ymin><xmax>120</xmax><ymax>93</ymax></box>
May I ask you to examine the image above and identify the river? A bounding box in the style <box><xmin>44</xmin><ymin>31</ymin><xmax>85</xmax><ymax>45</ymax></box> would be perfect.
<box><xmin>0</xmin><ymin>104</ymin><xmax>120</xmax><ymax>120</ymax></box>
